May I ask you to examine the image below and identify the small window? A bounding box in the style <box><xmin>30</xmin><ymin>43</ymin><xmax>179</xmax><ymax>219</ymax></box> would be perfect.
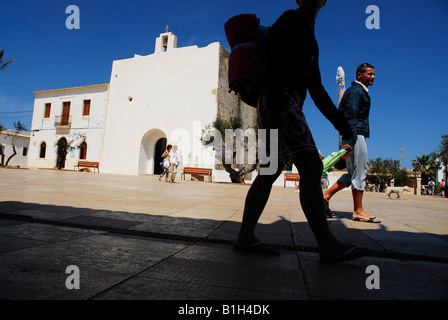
<box><xmin>79</xmin><ymin>142</ymin><xmax>87</xmax><ymax>160</ymax></box>
<box><xmin>83</xmin><ymin>100</ymin><xmax>91</xmax><ymax>116</ymax></box>
<box><xmin>40</xmin><ymin>142</ymin><xmax>46</xmax><ymax>159</ymax></box>
<box><xmin>44</xmin><ymin>103</ymin><xmax>51</xmax><ymax>118</ymax></box>
<box><xmin>22</xmin><ymin>147</ymin><xmax>28</xmax><ymax>157</ymax></box>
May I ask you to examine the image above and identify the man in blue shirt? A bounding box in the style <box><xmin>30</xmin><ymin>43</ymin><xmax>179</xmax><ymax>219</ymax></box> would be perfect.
<box><xmin>324</xmin><ymin>63</ymin><xmax>381</xmax><ymax>223</ymax></box>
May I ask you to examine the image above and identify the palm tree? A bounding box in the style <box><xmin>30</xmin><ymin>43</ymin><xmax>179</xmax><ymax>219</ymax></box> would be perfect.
<box><xmin>412</xmin><ymin>154</ymin><xmax>438</xmax><ymax>183</ymax></box>
<box><xmin>0</xmin><ymin>50</ymin><xmax>13</xmax><ymax>71</ymax></box>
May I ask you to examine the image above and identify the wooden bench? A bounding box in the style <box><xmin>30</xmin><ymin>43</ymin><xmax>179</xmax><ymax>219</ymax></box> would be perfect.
<box><xmin>284</xmin><ymin>173</ymin><xmax>300</xmax><ymax>187</ymax></box>
<box><xmin>75</xmin><ymin>161</ymin><xmax>100</xmax><ymax>173</ymax></box>
<box><xmin>181</xmin><ymin>167</ymin><xmax>213</xmax><ymax>181</ymax></box>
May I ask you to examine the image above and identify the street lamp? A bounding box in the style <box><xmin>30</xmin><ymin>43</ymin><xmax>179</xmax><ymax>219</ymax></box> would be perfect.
<box><xmin>400</xmin><ymin>148</ymin><xmax>405</xmax><ymax>167</ymax></box>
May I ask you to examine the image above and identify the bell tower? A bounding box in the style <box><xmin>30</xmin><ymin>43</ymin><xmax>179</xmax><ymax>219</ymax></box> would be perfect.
<box><xmin>155</xmin><ymin>26</ymin><xmax>178</xmax><ymax>53</ymax></box>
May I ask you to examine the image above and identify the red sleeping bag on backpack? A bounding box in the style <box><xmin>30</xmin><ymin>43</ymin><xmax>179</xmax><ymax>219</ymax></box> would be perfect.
<box><xmin>224</xmin><ymin>14</ymin><xmax>264</xmax><ymax>107</ymax></box>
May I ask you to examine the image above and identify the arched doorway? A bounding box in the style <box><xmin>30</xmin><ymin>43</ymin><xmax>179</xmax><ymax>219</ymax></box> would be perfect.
<box><xmin>154</xmin><ymin>138</ymin><xmax>167</xmax><ymax>175</ymax></box>
<box><xmin>138</xmin><ymin>129</ymin><xmax>166</xmax><ymax>175</ymax></box>
<box><xmin>79</xmin><ymin>141</ymin><xmax>87</xmax><ymax>160</ymax></box>
<box><xmin>56</xmin><ymin>137</ymin><xmax>68</xmax><ymax>169</ymax></box>
<box><xmin>39</xmin><ymin>142</ymin><xmax>47</xmax><ymax>159</ymax></box>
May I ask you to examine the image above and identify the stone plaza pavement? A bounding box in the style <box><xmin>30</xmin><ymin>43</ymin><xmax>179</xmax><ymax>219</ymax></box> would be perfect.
<box><xmin>0</xmin><ymin>167</ymin><xmax>447</xmax><ymax>301</ymax></box>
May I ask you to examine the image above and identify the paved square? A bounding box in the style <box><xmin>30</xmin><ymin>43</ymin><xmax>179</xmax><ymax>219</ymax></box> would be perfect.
<box><xmin>0</xmin><ymin>168</ymin><xmax>447</xmax><ymax>300</ymax></box>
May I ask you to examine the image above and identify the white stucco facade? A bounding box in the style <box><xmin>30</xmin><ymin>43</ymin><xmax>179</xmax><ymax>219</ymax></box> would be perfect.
<box><xmin>27</xmin><ymin>32</ymin><xmax>241</xmax><ymax>178</ymax></box>
<box><xmin>101</xmin><ymin>33</ymin><xmax>223</xmax><ymax>175</ymax></box>
<box><xmin>29</xmin><ymin>84</ymin><xmax>109</xmax><ymax>169</ymax></box>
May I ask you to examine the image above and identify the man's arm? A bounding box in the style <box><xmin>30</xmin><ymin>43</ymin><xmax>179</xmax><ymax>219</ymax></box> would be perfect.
<box><xmin>338</xmin><ymin>89</ymin><xmax>360</xmax><ymax>147</ymax></box>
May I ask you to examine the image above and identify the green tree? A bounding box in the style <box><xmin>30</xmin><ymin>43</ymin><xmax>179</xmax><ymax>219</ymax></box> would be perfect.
<box><xmin>202</xmin><ymin>115</ymin><xmax>258</xmax><ymax>183</ymax></box>
<box><xmin>0</xmin><ymin>50</ymin><xmax>13</xmax><ymax>71</ymax></box>
<box><xmin>367</xmin><ymin>157</ymin><xmax>409</xmax><ymax>191</ymax></box>
<box><xmin>54</xmin><ymin>132</ymin><xmax>87</xmax><ymax>170</ymax></box>
<box><xmin>438</xmin><ymin>134</ymin><xmax>448</xmax><ymax>163</ymax></box>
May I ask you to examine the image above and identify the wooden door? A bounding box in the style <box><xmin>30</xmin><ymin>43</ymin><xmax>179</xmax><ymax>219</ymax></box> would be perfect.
<box><xmin>62</xmin><ymin>102</ymin><xmax>71</xmax><ymax>125</ymax></box>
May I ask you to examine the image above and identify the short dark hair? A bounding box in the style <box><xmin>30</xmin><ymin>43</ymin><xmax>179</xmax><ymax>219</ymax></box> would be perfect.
<box><xmin>357</xmin><ymin>63</ymin><xmax>375</xmax><ymax>75</ymax></box>
<box><xmin>167</xmin><ymin>144</ymin><xmax>172</xmax><ymax>150</ymax></box>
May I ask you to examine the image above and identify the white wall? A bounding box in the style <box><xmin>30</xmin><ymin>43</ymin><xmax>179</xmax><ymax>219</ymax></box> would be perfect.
<box><xmin>101</xmin><ymin>42</ymin><xmax>222</xmax><ymax>175</ymax></box>
<box><xmin>28</xmin><ymin>85</ymin><xmax>109</xmax><ymax>169</ymax></box>
<box><xmin>0</xmin><ymin>131</ymin><xmax>30</xmax><ymax>167</ymax></box>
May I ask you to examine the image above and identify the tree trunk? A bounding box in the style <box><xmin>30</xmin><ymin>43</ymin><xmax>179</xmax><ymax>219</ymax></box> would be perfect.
<box><xmin>4</xmin><ymin>145</ymin><xmax>17</xmax><ymax>166</ymax></box>
<box><xmin>224</xmin><ymin>164</ymin><xmax>245</xmax><ymax>183</ymax></box>
<box><xmin>229</xmin><ymin>169</ymin><xmax>245</xmax><ymax>183</ymax></box>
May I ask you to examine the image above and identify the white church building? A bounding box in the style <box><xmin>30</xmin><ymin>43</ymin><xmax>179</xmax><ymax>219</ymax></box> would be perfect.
<box><xmin>28</xmin><ymin>32</ymin><xmax>255</xmax><ymax>178</ymax></box>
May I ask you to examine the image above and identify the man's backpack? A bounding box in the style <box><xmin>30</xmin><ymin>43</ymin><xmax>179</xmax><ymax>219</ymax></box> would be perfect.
<box><xmin>224</xmin><ymin>14</ymin><xmax>269</xmax><ymax>107</ymax></box>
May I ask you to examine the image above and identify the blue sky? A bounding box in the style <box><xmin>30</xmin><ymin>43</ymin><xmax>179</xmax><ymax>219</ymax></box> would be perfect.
<box><xmin>1</xmin><ymin>0</ymin><xmax>447</xmax><ymax>169</ymax></box>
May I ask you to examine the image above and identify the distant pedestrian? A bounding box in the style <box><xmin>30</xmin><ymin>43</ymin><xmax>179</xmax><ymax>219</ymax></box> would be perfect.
<box><xmin>428</xmin><ymin>179</ymin><xmax>435</xmax><ymax>195</ymax></box>
<box><xmin>167</xmin><ymin>145</ymin><xmax>180</xmax><ymax>183</ymax></box>
<box><xmin>159</xmin><ymin>144</ymin><xmax>172</xmax><ymax>181</ymax></box>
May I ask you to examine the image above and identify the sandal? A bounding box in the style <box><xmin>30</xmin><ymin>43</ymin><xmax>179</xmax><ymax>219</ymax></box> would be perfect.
<box><xmin>353</xmin><ymin>217</ymin><xmax>381</xmax><ymax>223</ymax></box>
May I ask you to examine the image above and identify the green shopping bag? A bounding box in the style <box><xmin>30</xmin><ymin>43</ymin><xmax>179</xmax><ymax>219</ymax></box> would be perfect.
<box><xmin>322</xmin><ymin>149</ymin><xmax>349</xmax><ymax>173</ymax></box>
